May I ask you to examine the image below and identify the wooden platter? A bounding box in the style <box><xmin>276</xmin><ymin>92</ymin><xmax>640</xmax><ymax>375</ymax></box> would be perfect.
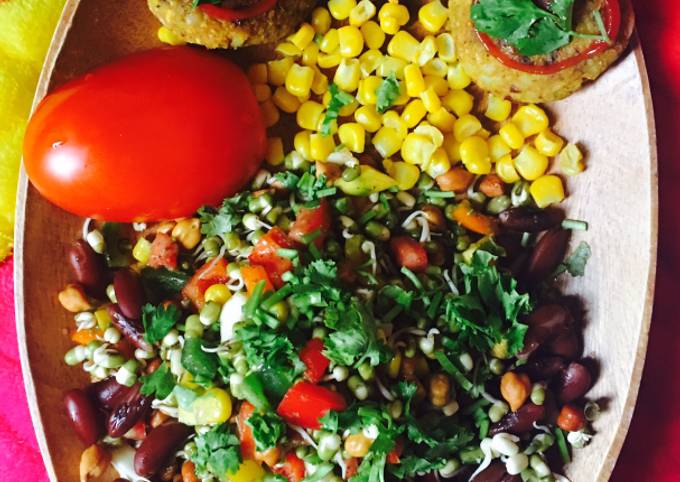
<box><xmin>14</xmin><ymin>0</ymin><xmax>658</xmax><ymax>480</ymax></box>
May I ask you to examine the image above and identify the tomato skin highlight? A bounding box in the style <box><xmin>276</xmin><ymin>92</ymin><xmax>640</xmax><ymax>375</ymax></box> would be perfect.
<box><xmin>23</xmin><ymin>46</ymin><xmax>266</xmax><ymax>222</ymax></box>
<box><xmin>300</xmin><ymin>338</ymin><xmax>331</xmax><ymax>383</ymax></box>
<box><xmin>390</xmin><ymin>236</ymin><xmax>429</xmax><ymax>272</ymax></box>
<box><xmin>249</xmin><ymin>227</ymin><xmax>296</xmax><ymax>288</ymax></box>
<box><xmin>277</xmin><ymin>381</ymin><xmax>347</xmax><ymax>429</ymax></box>
<box><xmin>289</xmin><ymin>199</ymin><xmax>333</xmax><ymax>248</ymax></box>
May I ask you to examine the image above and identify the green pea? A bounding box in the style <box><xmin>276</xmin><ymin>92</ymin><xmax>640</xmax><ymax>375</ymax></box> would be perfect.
<box><xmin>511</xmin><ymin>181</ymin><xmax>531</xmax><ymax>207</ymax></box>
<box><xmin>249</xmin><ymin>193</ymin><xmax>273</xmax><ymax>213</ymax></box>
<box><xmin>202</xmin><ymin>236</ymin><xmax>222</xmax><ymax>258</ymax></box>
<box><xmin>333</xmin><ymin>197</ymin><xmax>352</xmax><ymax>214</ymax></box>
<box><xmin>357</xmin><ymin>361</ymin><xmax>375</xmax><ymax>381</ymax></box>
<box><xmin>417</xmin><ymin>172</ymin><xmax>435</xmax><ymax>190</ymax></box>
<box><xmin>184</xmin><ymin>314</ymin><xmax>204</xmax><ymax>338</ymax></box>
<box><xmin>199</xmin><ymin>302</ymin><xmax>221</xmax><ymax>326</ymax></box>
<box><xmin>486</xmin><ymin>194</ymin><xmax>511</xmax><ymax>214</ymax></box>
<box><xmin>269</xmin><ymin>300</ymin><xmax>290</xmax><ymax>323</ymax></box>
<box><xmin>488</xmin><ymin>402</ymin><xmax>509</xmax><ymax>423</ymax></box>
<box><xmin>468</xmin><ymin>191</ymin><xmax>486</xmax><ymax>205</ymax></box>
<box><xmin>364</xmin><ymin>221</ymin><xmax>390</xmax><ymax>241</ymax></box>
<box><xmin>249</xmin><ymin>229</ymin><xmax>265</xmax><ymax>244</ymax></box>
<box><xmin>224</xmin><ymin>232</ymin><xmax>242</xmax><ymax>252</ymax></box>
<box><xmin>489</xmin><ymin>358</ymin><xmax>504</xmax><ymax>375</ymax></box>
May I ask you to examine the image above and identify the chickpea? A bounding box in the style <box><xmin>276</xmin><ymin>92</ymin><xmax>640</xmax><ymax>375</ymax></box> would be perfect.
<box><xmin>429</xmin><ymin>373</ymin><xmax>451</xmax><ymax>407</ymax></box>
<box><xmin>79</xmin><ymin>444</ymin><xmax>110</xmax><ymax>482</ymax></box>
<box><xmin>181</xmin><ymin>461</ymin><xmax>199</xmax><ymax>482</ymax></box>
<box><xmin>172</xmin><ymin>218</ymin><xmax>201</xmax><ymax>250</ymax></box>
<box><xmin>500</xmin><ymin>372</ymin><xmax>532</xmax><ymax>412</ymax></box>
<box><xmin>344</xmin><ymin>433</ymin><xmax>373</xmax><ymax>458</ymax></box>
<box><xmin>58</xmin><ymin>284</ymin><xmax>92</xmax><ymax>313</ymax></box>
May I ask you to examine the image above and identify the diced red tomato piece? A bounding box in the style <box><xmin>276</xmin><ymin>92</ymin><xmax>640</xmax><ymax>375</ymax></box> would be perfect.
<box><xmin>241</xmin><ymin>264</ymin><xmax>275</xmax><ymax>295</ymax></box>
<box><xmin>289</xmin><ymin>199</ymin><xmax>332</xmax><ymax>248</ymax></box>
<box><xmin>274</xmin><ymin>453</ymin><xmax>306</xmax><ymax>482</ymax></box>
<box><xmin>237</xmin><ymin>401</ymin><xmax>280</xmax><ymax>467</ymax></box>
<box><xmin>345</xmin><ymin>458</ymin><xmax>359</xmax><ymax>480</ymax></box>
<box><xmin>386</xmin><ymin>438</ymin><xmax>403</xmax><ymax>464</ymax></box>
<box><xmin>182</xmin><ymin>256</ymin><xmax>229</xmax><ymax>309</ymax></box>
<box><xmin>123</xmin><ymin>420</ymin><xmax>147</xmax><ymax>441</ymax></box>
<box><xmin>249</xmin><ymin>227</ymin><xmax>295</xmax><ymax>288</ymax></box>
<box><xmin>300</xmin><ymin>338</ymin><xmax>331</xmax><ymax>383</ymax></box>
<box><xmin>147</xmin><ymin>232</ymin><xmax>179</xmax><ymax>270</ymax></box>
<box><xmin>277</xmin><ymin>381</ymin><xmax>346</xmax><ymax>429</ymax></box>
<box><xmin>389</xmin><ymin>236</ymin><xmax>429</xmax><ymax>272</ymax></box>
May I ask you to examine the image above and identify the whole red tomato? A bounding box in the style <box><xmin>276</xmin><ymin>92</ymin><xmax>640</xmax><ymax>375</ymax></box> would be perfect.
<box><xmin>23</xmin><ymin>46</ymin><xmax>266</xmax><ymax>221</ymax></box>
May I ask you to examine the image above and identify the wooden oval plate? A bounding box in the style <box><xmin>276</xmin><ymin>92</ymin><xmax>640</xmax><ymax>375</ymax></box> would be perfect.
<box><xmin>14</xmin><ymin>0</ymin><xmax>657</xmax><ymax>480</ymax></box>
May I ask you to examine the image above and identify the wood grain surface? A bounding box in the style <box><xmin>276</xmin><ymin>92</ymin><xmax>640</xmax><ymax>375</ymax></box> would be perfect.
<box><xmin>14</xmin><ymin>0</ymin><xmax>658</xmax><ymax>480</ymax></box>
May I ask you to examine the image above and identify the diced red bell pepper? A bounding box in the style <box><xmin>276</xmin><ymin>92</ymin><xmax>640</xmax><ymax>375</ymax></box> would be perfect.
<box><xmin>289</xmin><ymin>199</ymin><xmax>332</xmax><ymax>248</ymax></box>
<box><xmin>277</xmin><ymin>381</ymin><xmax>346</xmax><ymax>429</ymax></box>
<box><xmin>148</xmin><ymin>232</ymin><xmax>179</xmax><ymax>270</ymax></box>
<box><xmin>273</xmin><ymin>453</ymin><xmax>306</xmax><ymax>482</ymax></box>
<box><xmin>182</xmin><ymin>256</ymin><xmax>229</xmax><ymax>309</ymax></box>
<box><xmin>300</xmin><ymin>338</ymin><xmax>331</xmax><ymax>383</ymax></box>
<box><xmin>386</xmin><ymin>438</ymin><xmax>403</xmax><ymax>464</ymax></box>
<box><xmin>241</xmin><ymin>264</ymin><xmax>275</xmax><ymax>296</ymax></box>
<box><xmin>345</xmin><ymin>458</ymin><xmax>359</xmax><ymax>480</ymax></box>
<box><xmin>237</xmin><ymin>401</ymin><xmax>280</xmax><ymax>467</ymax></box>
<box><xmin>389</xmin><ymin>236</ymin><xmax>429</xmax><ymax>273</ymax></box>
<box><xmin>249</xmin><ymin>227</ymin><xmax>295</xmax><ymax>288</ymax></box>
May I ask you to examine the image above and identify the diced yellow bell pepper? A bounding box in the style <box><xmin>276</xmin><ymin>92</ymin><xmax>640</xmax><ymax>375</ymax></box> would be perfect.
<box><xmin>335</xmin><ymin>165</ymin><xmax>396</xmax><ymax>195</ymax></box>
<box><xmin>384</xmin><ymin>159</ymin><xmax>420</xmax><ymax>190</ymax></box>
<box><xmin>228</xmin><ymin>460</ymin><xmax>266</xmax><ymax>482</ymax></box>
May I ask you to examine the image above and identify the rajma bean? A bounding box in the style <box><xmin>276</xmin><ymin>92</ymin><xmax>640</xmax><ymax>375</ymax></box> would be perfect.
<box><xmin>108</xmin><ymin>304</ymin><xmax>153</xmax><ymax>352</ymax></box>
<box><xmin>113</xmin><ymin>269</ymin><xmax>145</xmax><ymax>320</ymax></box>
<box><xmin>64</xmin><ymin>388</ymin><xmax>102</xmax><ymax>445</ymax></box>
<box><xmin>525</xmin><ymin>228</ymin><xmax>570</xmax><ymax>283</ymax></box>
<box><xmin>89</xmin><ymin>377</ymin><xmax>131</xmax><ymax>410</ymax></box>
<box><xmin>68</xmin><ymin>240</ymin><xmax>107</xmax><ymax>295</ymax></box>
<box><xmin>107</xmin><ymin>383</ymin><xmax>151</xmax><ymax>437</ymax></box>
<box><xmin>489</xmin><ymin>403</ymin><xmax>545</xmax><ymax>436</ymax></box>
<box><xmin>556</xmin><ymin>362</ymin><xmax>592</xmax><ymax>403</ymax></box>
<box><xmin>134</xmin><ymin>422</ymin><xmax>193</xmax><ymax>477</ymax></box>
<box><xmin>498</xmin><ymin>207</ymin><xmax>564</xmax><ymax>233</ymax></box>
<box><xmin>520</xmin><ymin>305</ymin><xmax>572</xmax><ymax>358</ymax></box>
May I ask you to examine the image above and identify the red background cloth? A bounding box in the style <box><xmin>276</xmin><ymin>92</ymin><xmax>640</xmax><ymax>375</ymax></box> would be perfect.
<box><xmin>0</xmin><ymin>1</ymin><xmax>678</xmax><ymax>480</ymax></box>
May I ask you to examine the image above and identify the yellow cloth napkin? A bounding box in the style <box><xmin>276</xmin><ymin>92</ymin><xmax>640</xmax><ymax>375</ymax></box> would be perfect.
<box><xmin>0</xmin><ymin>0</ymin><xmax>66</xmax><ymax>260</ymax></box>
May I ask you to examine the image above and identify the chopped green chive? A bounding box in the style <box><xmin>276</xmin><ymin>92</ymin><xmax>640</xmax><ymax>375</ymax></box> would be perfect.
<box><xmin>561</xmin><ymin>219</ymin><xmax>589</xmax><ymax>231</ymax></box>
<box><xmin>424</xmin><ymin>190</ymin><xmax>456</xmax><ymax>198</ymax></box>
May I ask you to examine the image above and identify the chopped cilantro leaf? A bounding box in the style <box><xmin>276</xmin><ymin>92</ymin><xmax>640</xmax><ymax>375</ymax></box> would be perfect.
<box><xmin>197</xmin><ymin>192</ymin><xmax>249</xmax><ymax>238</ymax></box>
<box><xmin>376</xmin><ymin>73</ymin><xmax>400</xmax><ymax>113</ymax></box>
<box><xmin>246</xmin><ymin>412</ymin><xmax>286</xmax><ymax>451</ymax></box>
<box><xmin>556</xmin><ymin>240</ymin><xmax>591</xmax><ymax>277</ymax></box>
<box><xmin>320</xmin><ymin>84</ymin><xmax>354</xmax><ymax>136</ymax></box>
<box><xmin>191</xmin><ymin>424</ymin><xmax>242</xmax><ymax>480</ymax></box>
<box><xmin>140</xmin><ymin>362</ymin><xmax>175</xmax><ymax>399</ymax></box>
<box><xmin>141</xmin><ymin>302</ymin><xmax>181</xmax><ymax>344</ymax></box>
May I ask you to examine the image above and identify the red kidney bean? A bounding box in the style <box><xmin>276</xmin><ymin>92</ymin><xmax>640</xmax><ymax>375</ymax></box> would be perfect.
<box><xmin>520</xmin><ymin>305</ymin><xmax>573</xmax><ymax>358</ymax></box>
<box><xmin>113</xmin><ymin>269</ymin><xmax>145</xmax><ymax>319</ymax></box>
<box><xmin>524</xmin><ymin>228</ymin><xmax>571</xmax><ymax>284</ymax></box>
<box><xmin>472</xmin><ymin>462</ymin><xmax>507</xmax><ymax>482</ymax></box>
<box><xmin>134</xmin><ymin>422</ymin><xmax>193</xmax><ymax>477</ymax></box>
<box><xmin>489</xmin><ymin>403</ymin><xmax>545</xmax><ymax>436</ymax></box>
<box><xmin>89</xmin><ymin>377</ymin><xmax>131</xmax><ymax>410</ymax></box>
<box><xmin>498</xmin><ymin>207</ymin><xmax>564</xmax><ymax>233</ymax></box>
<box><xmin>113</xmin><ymin>479</ymin><xmax>130</xmax><ymax>482</ymax></box>
<box><xmin>107</xmin><ymin>383</ymin><xmax>152</xmax><ymax>438</ymax></box>
<box><xmin>516</xmin><ymin>356</ymin><xmax>566</xmax><ymax>381</ymax></box>
<box><xmin>63</xmin><ymin>388</ymin><xmax>102</xmax><ymax>445</ymax></box>
<box><xmin>556</xmin><ymin>362</ymin><xmax>592</xmax><ymax>403</ymax></box>
<box><xmin>108</xmin><ymin>304</ymin><xmax>153</xmax><ymax>352</ymax></box>
<box><xmin>68</xmin><ymin>240</ymin><xmax>107</xmax><ymax>296</ymax></box>
<box><xmin>548</xmin><ymin>330</ymin><xmax>582</xmax><ymax>360</ymax></box>
<box><xmin>500</xmin><ymin>475</ymin><xmax>521</xmax><ymax>482</ymax></box>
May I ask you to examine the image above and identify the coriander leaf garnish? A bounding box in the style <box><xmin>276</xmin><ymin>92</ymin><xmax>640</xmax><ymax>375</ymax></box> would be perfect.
<box><xmin>246</xmin><ymin>412</ymin><xmax>286</xmax><ymax>451</ymax></box>
<box><xmin>140</xmin><ymin>362</ymin><xmax>175</xmax><ymax>399</ymax></box>
<box><xmin>555</xmin><ymin>240</ymin><xmax>591</xmax><ymax>277</ymax></box>
<box><xmin>197</xmin><ymin>192</ymin><xmax>249</xmax><ymax>238</ymax></box>
<box><xmin>376</xmin><ymin>73</ymin><xmax>401</xmax><ymax>113</ymax></box>
<box><xmin>190</xmin><ymin>424</ymin><xmax>242</xmax><ymax>480</ymax></box>
<box><xmin>320</xmin><ymin>84</ymin><xmax>354</xmax><ymax>136</ymax></box>
<box><xmin>141</xmin><ymin>302</ymin><xmax>181</xmax><ymax>344</ymax></box>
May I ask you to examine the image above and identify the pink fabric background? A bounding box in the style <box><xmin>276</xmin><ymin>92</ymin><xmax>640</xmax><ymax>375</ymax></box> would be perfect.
<box><xmin>1</xmin><ymin>0</ymin><xmax>679</xmax><ymax>479</ymax></box>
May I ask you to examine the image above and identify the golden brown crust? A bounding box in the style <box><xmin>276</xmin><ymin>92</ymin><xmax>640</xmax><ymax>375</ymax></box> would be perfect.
<box><xmin>450</xmin><ymin>0</ymin><xmax>635</xmax><ymax>103</ymax></box>
<box><xmin>148</xmin><ymin>0</ymin><xmax>317</xmax><ymax>49</ymax></box>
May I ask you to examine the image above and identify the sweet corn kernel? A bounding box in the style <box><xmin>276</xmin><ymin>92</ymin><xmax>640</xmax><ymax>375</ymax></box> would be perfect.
<box><xmin>559</xmin><ymin>143</ymin><xmax>585</xmax><ymax>176</ymax></box>
<box><xmin>340</xmin><ymin>100</ymin><xmax>359</xmax><ymax>116</ymax></box>
<box><xmin>350</xmin><ymin>0</ymin><xmax>377</xmax><ymax>26</ymax></box>
<box><xmin>512</xmin><ymin>104</ymin><xmax>549</xmax><ymax>137</ymax></box>
<box><xmin>294</xmin><ymin>131</ymin><xmax>312</xmax><ymax>159</ymax></box>
<box><xmin>377</xmin><ymin>56</ymin><xmax>407</xmax><ymax>78</ymax></box>
<box><xmin>427</xmin><ymin>107</ymin><xmax>456</xmax><ymax>132</ymax></box>
<box><xmin>361</xmin><ymin>21</ymin><xmax>385</xmax><ymax>50</ymax></box>
<box><xmin>302</xmin><ymin>43</ymin><xmax>320</xmax><ymax>66</ymax></box>
<box><xmin>414</xmin><ymin>123</ymin><xmax>444</xmax><ymax>146</ymax></box>
<box><xmin>477</xmin><ymin>128</ymin><xmax>491</xmax><ymax>139</ymax></box>
<box><xmin>253</xmin><ymin>84</ymin><xmax>271</xmax><ymax>102</ymax></box>
<box><xmin>384</xmin><ymin>160</ymin><xmax>420</xmax><ymax>190</ymax></box>
<box><xmin>318</xmin><ymin>53</ymin><xmax>342</xmax><ymax>69</ymax></box>
<box><xmin>379</xmin><ymin>2</ymin><xmax>410</xmax><ymax>26</ymax></box>
<box><xmin>266</xmin><ymin>137</ymin><xmax>285</xmax><ymax>166</ymax></box>
<box><xmin>276</xmin><ymin>42</ymin><xmax>302</xmax><ymax>57</ymax></box>
<box><xmin>442</xmin><ymin>135</ymin><xmax>461</xmax><ymax>162</ymax></box>
<box><xmin>289</xmin><ymin>23</ymin><xmax>315</xmax><ymax>50</ymax></box>
<box><xmin>495</xmin><ymin>154</ymin><xmax>520</xmax><ymax>183</ymax></box>
<box><xmin>460</xmin><ymin>136</ymin><xmax>491</xmax><ymax>174</ymax></box>
<box><xmin>260</xmin><ymin>99</ymin><xmax>280</xmax><ymax>127</ymax></box>
<box><xmin>530</xmin><ymin>175</ymin><xmax>565</xmax><ymax>208</ymax></box>
<box><xmin>447</xmin><ymin>63</ymin><xmax>471</xmax><ymax>90</ymax></box>
<box><xmin>157</xmin><ymin>26</ymin><xmax>185</xmax><ymax>46</ymax></box>
<box><xmin>443</xmin><ymin>89</ymin><xmax>473</xmax><ymax>117</ymax></box>
<box><xmin>535</xmin><ymin>129</ymin><xmax>565</xmax><ymax>157</ymax></box>
<box><xmin>514</xmin><ymin>145</ymin><xmax>549</xmax><ymax>180</ymax></box>
<box><xmin>402</xmin><ymin>99</ymin><xmax>427</xmax><ymax>128</ymax></box>
<box><xmin>310</xmin><ymin>133</ymin><xmax>336</xmax><ymax>161</ymax></box>
<box><xmin>311</xmin><ymin>7</ymin><xmax>332</xmax><ymax>33</ymax></box>
<box><xmin>228</xmin><ymin>460</ymin><xmax>266</xmax><ymax>482</ymax></box>
<box><xmin>273</xmin><ymin>86</ymin><xmax>301</xmax><ymax>113</ymax></box>
<box><xmin>379</xmin><ymin>15</ymin><xmax>400</xmax><ymax>35</ymax></box>
<box><xmin>373</xmin><ymin>127</ymin><xmax>404</xmax><ymax>158</ymax></box>
<box><xmin>359</xmin><ymin>49</ymin><xmax>383</xmax><ymax>77</ymax></box>
<box><xmin>297</xmin><ymin>101</ymin><xmax>326</xmax><ymax>131</ymax></box>
<box><xmin>404</xmin><ymin>64</ymin><xmax>426</xmax><ymax>97</ymax></box>
<box><xmin>489</xmin><ymin>135</ymin><xmax>512</xmax><ymax>161</ymax></box>
<box><xmin>401</xmin><ymin>133</ymin><xmax>437</xmax><ymax>165</ymax></box>
<box><xmin>355</xmin><ymin>105</ymin><xmax>382</xmax><ymax>132</ymax></box>
<box><xmin>423</xmin><ymin>59</ymin><xmax>448</xmax><ymax>78</ymax></box>
<box><xmin>425</xmin><ymin>147</ymin><xmax>451</xmax><ymax>178</ymax></box>
<box><xmin>420</xmin><ymin>87</ymin><xmax>441</xmax><ymax>113</ymax></box>
<box><xmin>268</xmin><ymin>57</ymin><xmax>294</xmax><ymax>86</ymax></box>
<box><xmin>204</xmin><ymin>284</ymin><xmax>232</xmax><ymax>304</ymax></box>
<box><xmin>418</xmin><ymin>0</ymin><xmax>448</xmax><ymax>33</ymax></box>
<box><xmin>388</xmin><ymin>31</ymin><xmax>420</xmax><ymax>63</ymax></box>
<box><xmin>453</xmin><ymin>114</ymin><xmax>482</xmax><ymax>141</ymax></box>
<box><xmin>424</xmin><ymin>75</ymin><xmax>448</xmax><ymax>96</ymax></box>
<box><xmin>247</xmin><ymin>63</ymin><xmax>268</xmax><ymax>84</ymax></box>
<box><xmin>485</xmin><ymin>94</ymin><xmax>512</xmax><ymax>122</ymax></box>
<box><xmin>328</xmin><ymin>0</ymin><xmax>356</xmax><ymax>19</ymax></box>
<box><xmin>382</xmin><ymin>110</ymin><xmax>408</xmax><ymax>138</ymax></box>
<box><xmin>285</xmin><ymin>64</ymin><xmax>314</xmax><ymax>97</ymax></box>
<box><xmin>311</xmin><ymin>68</ymin><xmax>329</xmax><ymax>95</ymax></box>
<box><xmin>320</xmin><ymin>29</ymin><xmax>339</xmax><ymax>53</ymax></box>
<box><xmin>132</xmin><ymin>237</ymin><xmax>152</xmax><ymax>264</ymax></box>
<box><xmin>499</xmin><ymin>122</ymin><xmax>525</xmax><ymax>149</ymax></box>
<box><xmin>339</xmin><ymin>123</ymin><xmax>366</xmax><ymax>152</ymax></box>
<box><xmin>334</xmin><ymin>59</ymin><xmax>362</xmax><ymax>91</ymax></box>
<box><xmin>356</xmin><ymin>76</ymin><xmax>382</xmax><ymax>105</ymax></box>
<box><xmin>436</xmin><ymin>33</ymin><xmax>456</xmax><ymax>62</ymax></box>
<box><xmin>417</xmin><ymin>35</ymin><xmax>437</xmax><ymax>67</ymax></box>
<box><xmin>338</xmin><ymin>26</ymin><xmax>364</xmax><ymax>57</ymax></box>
